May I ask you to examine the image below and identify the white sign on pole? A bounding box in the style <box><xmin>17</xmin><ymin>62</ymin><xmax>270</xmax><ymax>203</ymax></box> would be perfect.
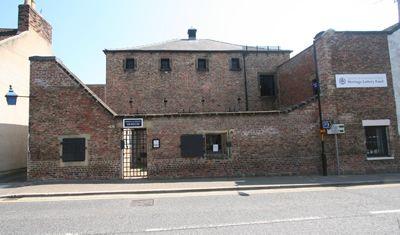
<box><xmin>327</xmin><ymin>124</ymin><xmax>345</xmax><ymax>135</ymax></box>
<box><xmin>335</xmin><ymin>74</ymin><xmax>387</xmax><ymax>88</ymax></box>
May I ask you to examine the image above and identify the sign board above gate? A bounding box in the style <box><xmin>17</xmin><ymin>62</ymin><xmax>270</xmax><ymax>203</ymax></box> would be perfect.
<box><xmin>335</xmin><ymin>74</ymin><xmax>387</xmax><ymax>88</ymax></box>
<box><xmin>123</xmin><ymin>118</ymin><xmax>144</xmax><ymax>128</ymax></box>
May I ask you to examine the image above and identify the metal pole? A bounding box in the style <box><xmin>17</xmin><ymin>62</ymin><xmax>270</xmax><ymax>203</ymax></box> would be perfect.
<box><xmin>335</xmin><ymin>134</ymin><xmax>340</xmax><ymax>175</ymax></box>
<box><xmin>242</xmin><ymin>47</ymin><xmax>249</xmax><ymax>111</ymax></box>
<box><xmin>313</xmin><ymin>40</ymin><xmax>328</xmax><ymax>176</ymax></box>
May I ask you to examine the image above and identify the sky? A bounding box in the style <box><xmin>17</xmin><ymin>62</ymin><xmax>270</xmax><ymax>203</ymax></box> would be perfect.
<box><xmin>1</xmin><ymin>0</ymin><xmax>398</xmax><ymax>84</ymax></box>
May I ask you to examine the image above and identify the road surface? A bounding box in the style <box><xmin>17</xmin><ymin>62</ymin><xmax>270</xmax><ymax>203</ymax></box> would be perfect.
<box><xmin>1</xmin><ymin>183</ymin><xmax>400</xmax><ymax>234</ymax></box>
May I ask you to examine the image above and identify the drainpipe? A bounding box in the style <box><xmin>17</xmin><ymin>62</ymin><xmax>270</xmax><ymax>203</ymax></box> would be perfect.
<box><xmin>313</xmin><ymin>38</ymin><xmax>328</xmax><ymax>176</ymax></box>
<box><xmin>242</xmin><ymin>46</ymin><xmax>249</xmax><ymax>111</ymax></box>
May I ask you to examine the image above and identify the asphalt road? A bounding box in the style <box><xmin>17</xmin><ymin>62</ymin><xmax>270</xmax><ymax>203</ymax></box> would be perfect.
<box><xmin>1</xmin><ymin>184</ymin><xmax>400</xmax><ymax>234</ymax></box>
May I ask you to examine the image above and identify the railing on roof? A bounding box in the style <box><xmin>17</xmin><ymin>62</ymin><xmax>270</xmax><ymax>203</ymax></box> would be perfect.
<box><xmin>242</xmin><ymin>45</ymin><xmax>282</xmax><ymax>51</ymax></box>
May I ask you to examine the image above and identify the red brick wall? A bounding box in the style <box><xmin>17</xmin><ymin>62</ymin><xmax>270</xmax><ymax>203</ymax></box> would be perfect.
<box><xmin>277</xmin><ymin>46</ymin><xmax>316</xmax><ymax>107</ymax></box>
<box><xmin>105</xmin><ymin>51</ymin><xmax>289</xmax><ymax>114</ymax></box>
<box><xmin>28</xmin><ymin>57</ymin><xmax>120</xmax><ymax>180</ymax></box>
<box><xmin>18</xmin><ymin>4</ymin><xmax>52</xmax><ymax>43</ymax></box>
<box><xmin>131</xmin><ymin>103</ymin><xmax>322</xmax><ymax>178</ymax></box>
<box><xmin>87</xmin><ymin>84</ymin><xmax>105</xmax><ymax>101</ymax></box>
<box><xmin>315</xmin><ymin>31</ymin><xmax>400</xmax><ymax>174</ymax></box>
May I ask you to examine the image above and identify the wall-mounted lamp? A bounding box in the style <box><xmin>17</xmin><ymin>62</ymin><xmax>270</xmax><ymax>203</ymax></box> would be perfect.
<box><xmin>5</xmin><ymin>85</ymin><xmax>29</xmax><ymax>105</ymax></box>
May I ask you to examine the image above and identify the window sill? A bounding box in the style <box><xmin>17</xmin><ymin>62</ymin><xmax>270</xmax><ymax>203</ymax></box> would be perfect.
<box><xmin>230</xmin><ymin>69</ymin><xmax>242</xmax><ymax>72</ymax></box>
<box><xmin>366</xmin><ymin>156</ymin><xmax>394</xmax><ymax>161</ymax></box>
<box><xmin>204</xmin><ymin>154</ymin><xmax>229</xmax><ymax>159</ymax></box>
<box><xmin>60</xmin><ymin>160</ymin><xmax>88</xmax><ymax>167</ymax></box>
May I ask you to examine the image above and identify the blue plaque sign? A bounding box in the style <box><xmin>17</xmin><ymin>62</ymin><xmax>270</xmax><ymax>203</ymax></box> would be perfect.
<box><xmin>322</xmin><ymin>120</ymin><xmax>331</xmax><ymax>129</ymax></box>
<box><xmin>123</xmin><ymin>118</ymin><xmax>144</xmax><ymax>128</ymax></box>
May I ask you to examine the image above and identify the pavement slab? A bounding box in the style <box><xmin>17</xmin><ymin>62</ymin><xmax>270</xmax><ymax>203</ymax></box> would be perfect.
<box><xmin>0</xmin><ymin>173</ymin><xmax>400</xmax><ymax>198</ymax></box>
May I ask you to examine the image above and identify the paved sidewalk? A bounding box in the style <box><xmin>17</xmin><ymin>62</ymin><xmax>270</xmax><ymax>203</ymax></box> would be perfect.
<box><xmin>1</xmin><ymin>173</ymin><xmax>400</xmax><ymax>199</ymax></box>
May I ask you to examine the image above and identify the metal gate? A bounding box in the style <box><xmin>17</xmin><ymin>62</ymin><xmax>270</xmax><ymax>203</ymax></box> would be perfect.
<box><xmin>122</xmin><ymin>129</ymin><xmax>147</xmax><ymax>178</ymax></box>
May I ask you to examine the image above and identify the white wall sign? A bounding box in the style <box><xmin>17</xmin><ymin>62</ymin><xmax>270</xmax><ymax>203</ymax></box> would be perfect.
<box><xmin>335</xmin><ymin>74</ymin><xmax>387</xmax><ymax>88</ymax></box>
<box><xmin>212</xmin><ymin>144</ymin><xmax>219</xmax><ymax>152</ymax></box>
<box><xmin>123</xmin><ymin>118</ymin><xmax>144</xmax><ymax>128</ymax></box>
<box><xmin>327</xmin><ymin>124</ymin><xmax>345</xmax><ymax>135</ymax></box>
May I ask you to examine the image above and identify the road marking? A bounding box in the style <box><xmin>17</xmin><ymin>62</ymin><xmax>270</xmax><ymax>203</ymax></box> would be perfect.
<box><xmin>145</xmin><ymin>216</ymin><xmax>322</xmax><ymax>232</ymax></box>
<box><xmin>370</xmin><ymin>209</ymin><xmax>400</xmax><ymax>215</ymax></box>
<box><xmin>346</xmin><ymin>183</ymin><xmax>400</xmax><ymax>190</ymax></box>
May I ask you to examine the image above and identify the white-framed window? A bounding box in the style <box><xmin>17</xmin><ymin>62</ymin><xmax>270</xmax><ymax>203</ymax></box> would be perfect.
<box><xmin>362</xmin><ymin>119</ymin><xmax>391</xmax><ymax>160</ymax></box>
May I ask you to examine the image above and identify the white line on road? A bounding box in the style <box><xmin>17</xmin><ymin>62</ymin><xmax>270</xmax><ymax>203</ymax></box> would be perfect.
<box><xmin>145</xmin><ymin>216</ymin><xmax>322</xmax><ymax>232</ymax></box>
<box><xmin>370</xmin><ymin>209</ymin><xmax>400</xmax><ymax>215</ymax></box>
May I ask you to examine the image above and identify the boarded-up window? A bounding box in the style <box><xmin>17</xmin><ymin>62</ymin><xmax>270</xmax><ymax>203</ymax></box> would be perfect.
<box><xmin>205</xmin><ymin>133</ymin><xmax>227</xmax><ymax>154</ymax></box>
<box><xmin>61</xmin><ymin>138</ymin><xmax>86</xmax><ymax>162</ymax></box>
<box><xmin>180</xmin><ymin>134</ymin><xmax>204</xmax><ymax>157</ymax></box>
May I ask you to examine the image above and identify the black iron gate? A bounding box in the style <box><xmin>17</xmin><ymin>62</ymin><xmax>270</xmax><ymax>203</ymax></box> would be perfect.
<box><xmin>122</xmin><ymin>129</ymin><xmax>147</xmax><ymax>178</ymax></box>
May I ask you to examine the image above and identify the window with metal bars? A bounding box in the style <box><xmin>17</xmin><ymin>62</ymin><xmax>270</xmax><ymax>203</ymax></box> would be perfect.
<box><xmin>160</xmin><ymin>58</ymin><xmax>171</xmax><ymax>71</ymax></box>
<box><xmin>124</xmin><ymin>58</ymin><xmax>136</xmax><ymax>70</ymax></box>
<box><xmin>180</xmin><ymin>133</ymin><xmax>228</xmax><ymax>157</ymax></box>
<box><xmin>205</xmin><ymin>133</ymin><xmax>227</xmax><ymax>155</ymax></box>
<box><xmin>61</xmin><ymin>138</ymin><xmax>86</xmax><ymax>162</ymax></box>
<box><xmin>365</xmin><ymin>126</ymin><xmax>389</xmax><ymax>157</ymax></box>
<box><xmin>230</xmin><ymin>58</ymin><xmax>241</xmax><ymax>71</ymax></box>
<box><xmin>197</xmin><ymin>58</ymin><xmax>208</xmax><ymax>71</ymax></box>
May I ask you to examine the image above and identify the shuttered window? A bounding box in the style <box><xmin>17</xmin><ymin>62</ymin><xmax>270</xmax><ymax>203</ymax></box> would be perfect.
<box><xmin>180</xmin><ymin>134</ymin><xmax>204</xmax><ymax>157</ymax></box>
<box><xmin>61</xmin><ymin>138</ymin><xmax>86</xmax><ymax>162</ymax></box>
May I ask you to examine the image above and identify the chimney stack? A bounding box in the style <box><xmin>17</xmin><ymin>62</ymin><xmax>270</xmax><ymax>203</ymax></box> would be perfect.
<box><xmin>188</xmin><ymin>28</ymin><xmax>197</xmax><ymax>40</ymax></box>
<box><xmin>18</xmin><ymin>0</ymin><xmax>52</xmax><ymax>43</ymax></box>
<box><xmin>24</xmin><ymin>0</ymin><xmax>36</xmax><ymax>9</ymax></box>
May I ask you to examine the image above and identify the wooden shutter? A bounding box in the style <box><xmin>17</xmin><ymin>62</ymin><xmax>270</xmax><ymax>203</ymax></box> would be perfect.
<box><xmin>62</xmin><ymin>138</ymin><xmax>86</xmax><ymax>162</ymax></box>
<box><xmin>180</xmin><ymin>134</ymin><xmax>204</xmax><ymax>157</ymax></box>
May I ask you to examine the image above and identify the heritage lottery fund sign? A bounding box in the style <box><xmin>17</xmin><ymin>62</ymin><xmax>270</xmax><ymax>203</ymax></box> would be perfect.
<box><xmin>335</xmin><ymin>74</ymin><xmax>387</xmax><ymax>88</ymax></box>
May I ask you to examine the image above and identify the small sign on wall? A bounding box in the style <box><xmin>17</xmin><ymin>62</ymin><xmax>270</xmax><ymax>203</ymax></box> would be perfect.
<box><xmin>152</xmin><ymin>139</ymin><xmax>160</xmax><ymax>149</ymax></box>
<box><xmin>123</xmin><ymin>118</ymin><xmax>143</xmax><ymax>128</ymax></box>
<box><xmin>335</xmin><ymin>74</ymin><xmax>387</xmax><ymax>88</ymax></box>
<box><xmin>212</xmin><ymin>144</ymin><xmax>219</xmax><ymax>152</ymax></box>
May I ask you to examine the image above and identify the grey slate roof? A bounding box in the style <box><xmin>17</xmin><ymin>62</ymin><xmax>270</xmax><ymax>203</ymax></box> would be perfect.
<box><xmin>385</xmin><ymin>23</ymin><xmax>400</xmax><ymax>34</ymax></box>
<box><xmin>105</xmin><ymin>39</ymin><xmax>290</xmax><ymax>53</ymax></box>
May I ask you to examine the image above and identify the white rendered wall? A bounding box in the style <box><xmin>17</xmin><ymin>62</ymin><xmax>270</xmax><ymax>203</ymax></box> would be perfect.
<box><xmin>388</xmin><ymin>28</ymin><xmax>400</xmax><ymax>135</ymax></box>
<box><xmin>0</xmin><ymin>31</ymin><xmax>52</xmax><ymax>172</ymax></box>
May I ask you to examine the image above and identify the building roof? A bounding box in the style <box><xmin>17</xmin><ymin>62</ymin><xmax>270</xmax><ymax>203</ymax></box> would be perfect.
<box><xmin>104</xmin><ymin>39</ymin><xmax>291</xmax><ymax>53</ymax></box>
<box><xmin>385</xmin><ymin>23</ymin><xmax>400</xmax><ymax>34</ymax></box>
<box><xmin>0</xmin><ymin>28</ymin><xmax>18</xmax><ymax>41</ymax></box>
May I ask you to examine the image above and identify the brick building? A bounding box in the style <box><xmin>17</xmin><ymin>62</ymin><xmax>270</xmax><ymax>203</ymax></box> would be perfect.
<box><xmin>27</xmin><ymin>21</ymin><xmax>400</xmax><ymax>179</ymax></box>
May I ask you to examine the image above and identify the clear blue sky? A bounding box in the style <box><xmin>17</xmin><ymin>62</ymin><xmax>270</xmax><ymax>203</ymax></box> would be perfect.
<box><xmin>1</xmin><ymin>0</ymin><xmax>398</xmax><ymax>84</ymax></box>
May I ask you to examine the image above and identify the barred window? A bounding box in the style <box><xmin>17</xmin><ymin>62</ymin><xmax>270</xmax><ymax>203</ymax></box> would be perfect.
<box><xmin>160</xmin><ymin>58</ymin><xmax>171</xmax><ymax>71</ymax></box>
<box><xmin>197</xmin><ymin>58</ymin><xmax>208</xmax><ymax>71</ymax></box>
<box><xmin>365</xmin><ymin>126</ymin><xmax>389</xmax><ymax>157</ymax></box>
<box><xmin>124</xmin><ymin>58</ymin><xmax>136</xmax><ymax>70</ymax></box>
<box><xmin>230</xmin><ymin>58</ymin><xmax>241</xmax><ymax>71</ymax></box>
